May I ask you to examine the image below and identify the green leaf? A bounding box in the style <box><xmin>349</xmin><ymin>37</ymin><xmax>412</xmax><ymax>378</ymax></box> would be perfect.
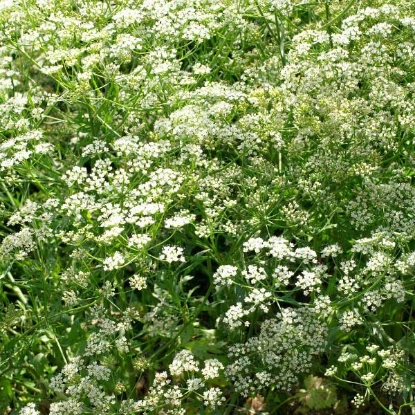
<box><xmin>297</xmin><ymin>375</ymin><xmax>337</xmax><ymax>410</ymax></box>
<box><xmin>0</xmin><ymin>378</ymin><xmax>12</xmax><ymax>400</ymax></box>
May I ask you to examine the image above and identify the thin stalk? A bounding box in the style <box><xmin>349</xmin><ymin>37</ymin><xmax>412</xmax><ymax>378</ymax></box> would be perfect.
<box><xmin>274</xmin><ymin>13</ymin><xmax>287</xmax><ymax>66</ymax></box>
<box><xmin>254</xmin><ymin>0</ymin><xmax>286</xmax><ymax>66</ymax></box>
<box><xmin>150</xmin><ymin>282</ymin><xmax>214</xmax><ymax>361</ymax></box>
<box><xmin>321</xmin><ymin>0</ymin><xmax>357</xmax><ymax>29</ymax></box>
<box><xmin>368</xmin><ymin>386</ymin><xmax>396</xmax><ymax>415</ymax></box>
<box><xmin>325</xmin><ymin>0</ymin><xmax>333</xmax><ymax>48</ymax></box>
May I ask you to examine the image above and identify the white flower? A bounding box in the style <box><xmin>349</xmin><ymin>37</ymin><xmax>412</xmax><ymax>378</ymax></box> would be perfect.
<box><xmin>115</xmin><ymin>336</ymin><xmax>129</xmax><ymax>353</ymax></box>
<box><xmin>202</xmin><ymin>359</ymin><xmax>224</xmax><ymax>379</ymax></box>
<box><xmin>87</xmin><ymin>361</ymin><xmax>111</xmax><ymax>381</ymax></box>
<box><xmin>164</xmin><ymin>211</ymin><xmax>196</xmax><ymax>229</ymax></box>
<box><xmin>213</xmin><ymin>265</ymin><xmax>238</xmax><ymax>287</ymax></box>
<box><xmin>325</xmin><ymin>365</ymin><xmax>337</xmax><ymax>377</ymax></box>
<box><xmin>245</xmin><ymin>288</ymin><xmax>272</xmax><ymax>311</ymax></box>
<box><xmin>321</xmin><ymin>244</ymin><xmax>343</xmax><ymax>258</ymax></box>
<box><xmin>242</xmin><ymin>265</ymin><xmax>267</xmax><ymax>285</ymax></box>
<box><xmin>186</xmin><ymin>377</ymin><xmax>204</xmax><ymax>390</ymax></box>
<box><xmin>193</xmin><ymin>62</ymin><xmax>211</xmax><ymax>75</ymax></box>
<box><xmin>62</xmin><ymin>290</ymin><xmax>78</xmax><ymax>306</ymax></box>
<box><xmin>265</xmin><ymin>236</ymin><xmax>294</xmax><ymax>259</ymax></box>
<box><xmin>292</xmin><ymin>247</ymin><xmax>317</xmax><ymax>264</ymax></box>
<box><xmin>361</xmin><ymin>372</ymin><xmax>375</xmax><ymax>383</ymax></box>
<box><xmin>103</xmin><ymin>251</ymin><xmax>125</xmax><ymax>270</ymax></box>
<box><xmin>19</xmin><ymin>403</ymin><xmax>40</xmax><ymax>415</ymax></box>
<box><xmin>170</xmin><ymin>350</ymin><xmax>199</xmax><ymax>376</ymax></box>
<box><xmin>351</xmin><ymin>393</ymin><xmax>365</xmax><ymax>408</ymax></box>
<box><xmin>85</xmin><ymin>331</ymin><xmax>111</xmax><ymax>356</ymax></box>
<box><xmin>243</xmin><ymin>237</ymin><xmax>265</xmax><ymax>253</ymax></box>
<box><xmin>159</xmin><ymin>245</ymin><xmax>185</xmax><ymax>263</ymax></box>
<box><xmin>272</xmin><ymin>265</ymin><xmax>294</xmax><ymax>287</ymax></box>
<box><xmin>223</xmin><ymin>302</ymin><xmax>248</xmax><ymax>329</ymax></box>
<box><xmin>203</xmin><ymin>387</ymin><xmax>225</xmax><ymax>409</ymax></box>
<box><xmin>49</xmin><ymin>399</ymin><xmax>84</xmax><ymax>415</ymax></box>
<box><xmin>339</xmin><ymin>310</ymin><xmax>363</xmax><ymax>332</ymax></box>
<box><xmin>295</xmin><ymin>270</ymin><xmax>321</xmax><ymax>295</ymax></box>
<box><xmin>129</xmin><ymin>274</ymin><xmax>147</xmax><ymax>290</ymax></box>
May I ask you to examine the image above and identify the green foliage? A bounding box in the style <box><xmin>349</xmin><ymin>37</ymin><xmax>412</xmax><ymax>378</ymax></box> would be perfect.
<box><xmin>297</xmin><ymin>375</ymin><xmax>338</xmax><ymax>411</ymax></box>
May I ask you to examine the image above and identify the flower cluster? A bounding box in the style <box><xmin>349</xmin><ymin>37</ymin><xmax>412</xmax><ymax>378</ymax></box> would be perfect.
<box><xmin>0</xmin><ymin>0</ymin><xmax>414</xmax><ymax>413</ymax></box>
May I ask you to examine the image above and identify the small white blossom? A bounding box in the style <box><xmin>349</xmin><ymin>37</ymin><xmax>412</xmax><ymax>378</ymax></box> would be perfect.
<box><xmin>164</xmin><ymin>211</ymin><xmax>196</xmax><ymax>228</ymax></box>
<box><xmin>295</xmin><ymin>270</ymin><xmax>321</xmax><ymax>295</ymax></box>
<box><xmin>292</xmin><ymin>247</ymin><xmax>317</xmax><ymax>264</ymax></box>
<box><xmin>245</xmin><ymin>287</ymin><xmax>272</xmax><ymax>312</ymax></box>
<box><xmin>351</xmin><ymin>393</ymin><xmax>365</xmax><ymax>408</ymax></box>
<box><xmin>193</xmin><ymin>62</ymin><xmax>211</xmax><ymax>75</ymax></box>
<box><xmin>339</xmin><ymin>310</ymin><xmax>363</xmax><ymax>332</ymax></box>
<box><xmin>129</xmin><ymin>274</ymin><xmax>147</xmax><ymax>290</ymax></box>
<box><xmin>243</xmin><ymin>237</ymin><xmax>265</xmax><ymax>253</ymax></box>
<box><xmin>19</xmin><ymin>403</ymin><xmax>40</xmax><ymax>415</ymax></box>
<box><xmin>203</xmin><ymin>387</ymin><xmax>225</xmax><ymax>409</ymax></box>
<box><xmin>361</xmin><ymin>372</ymin><xmax>375</xmax><ymax>383</ymax></box>
<box><xmin>86</xmin><ymin>361</ymin><xmax>111</xmax><ymax>381</ymax></box>
<box><xmin>159</xmin><ymin>245</ymin><xmax>185</xmax><ymax>263</ymax></box>
<box><xmin>202</xmin><ymin>359</ymin><xmax>224</xmax><ymax>380</ymax></box>
<box><xmin>321</xmin><ymin>244</ymin><xmax>343</xmax><ymax>258</ymax></box>
<box><xmin>128</xmin><ymin>233</ymin><xmax>151</xmax><ymax>249</ymax></box>
<box><xmin>62</xmin><ymin>290</ymin><xmax>78</xmax><ymax>306</ymax></box>
<box><xmin>213</xmin><ymin>265</ymin><xmax>238</xmax><ymax>287</ymax></box>
<box><xmin>103</xmin><ymin>251</ymin><xmax>125</xmax><ymax>271</ymax></box>
<box><xmin>223</xmin><ymin>302</ymin><xmax>248</xmax><ymax>329</ymax></box>
<box><xmin>325</xmin><ymin>365</ymin><xmax>337</xmax><ymax>377</ymax></box>
<box><xmin>115</xmin><ymin>336</ymin><xmax>129</xmax><ymax>353</ymax></box>
<box><xmin>272</xmin><ymin>265</ymin><xmax>294</xmax><ymax>287</ymax></box>
<box><xmin>265</xmin><ymin>236</ymin><xmax>294</xmax><ymax>259</ymax></box>
<box><xmin>242</xmin><ymin>265</ymin><xmax>267</xmax><ymax>285</ymax></box>
<box><xmin>187</xmin><ymin>377</ymin><xmax>204</xmax><ymax>391</ymax></box>
<box><xmin>170</xmin><ymin>350</ymin><xmax>199</xmax><ymax>376</ymax></box>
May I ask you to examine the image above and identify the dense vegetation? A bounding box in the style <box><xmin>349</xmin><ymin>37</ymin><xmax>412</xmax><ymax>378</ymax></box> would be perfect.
<box><xmin>1</xmin><ymin>0</ymin><xmax>415</xmax><ymax>413</ymax></box>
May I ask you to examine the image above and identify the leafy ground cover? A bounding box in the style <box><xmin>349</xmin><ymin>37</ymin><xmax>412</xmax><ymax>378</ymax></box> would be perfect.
<box><xmin>1</xmin><ymin>0</ymin><xmax>415</xmax><ymax>413</ymax></box>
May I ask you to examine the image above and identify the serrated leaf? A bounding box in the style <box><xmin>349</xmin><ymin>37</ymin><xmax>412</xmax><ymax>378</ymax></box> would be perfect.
<box><xmin>298</xmin><ymin>375</ymin><xmax>337</xmax><ymax>410</ymax></box>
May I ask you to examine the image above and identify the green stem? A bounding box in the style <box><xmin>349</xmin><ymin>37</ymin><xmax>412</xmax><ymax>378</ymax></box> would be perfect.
<box><xmin>150</xmin><ymin>282</ymin><xmax>214</xmax><ymax>361</ymax></box>
<box><xmin>321</xmin><ymin>0</ymin><xmax>357</xmax><ymax>29</ymax></box>
<box><xmin>254</xmin><ymin>0</ymin><xmax>286</xmax><ymax>66</ymax></box>
<box><xmin>325</xmin><ymin>0</ymin><xmax>333</xmax><ymax>48</ymax></box>
<box><xmin>274</xmin><ymin>13</ymin><xmax>286</xmax><ymax>66</ymax></box>
<box><xmin>368</xmin><ymin>386</ymin><xmax>396</xmax><ymax>415</ymax></box>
